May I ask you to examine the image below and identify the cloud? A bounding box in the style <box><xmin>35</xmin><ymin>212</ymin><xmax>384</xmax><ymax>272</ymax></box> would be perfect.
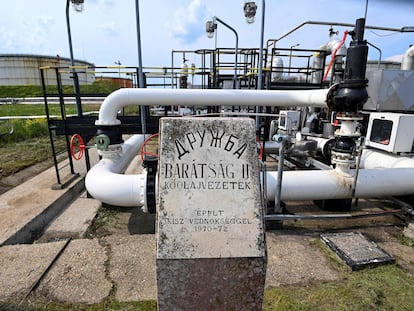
<box><xmin>168</xmin><ymin>0</ymin><xmax>210</xmax><ymax>44</ymax></box>
<box><xmin>0</xmin><ymin>16</ymin><xmax>56</xmax><ymax>54</ymax></box>
<box><xmin>98</xmin><ymin>22</ymin><xmax>119</xmax><ymax>37</ymax></box>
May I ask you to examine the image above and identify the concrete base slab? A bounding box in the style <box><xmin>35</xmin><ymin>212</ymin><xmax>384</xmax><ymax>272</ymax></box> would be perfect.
<box><xmin>265</xmin><ymin>232</ymin><xmax>340</xmax><ymax>287</ymax></box>
<box><xmin>105</xmin><ymin>235</ymin><xmax>156</xmax><ymax>301</ymax></box>
<box><xmin>157</xmin><ymin>257</ymin><xmax>266</xmax><ymax>311</ymax></box>
<box><xmin>0</xmin><ymin>241</ymin><xmax>67</xmax><ymax>301</ymax></box>
<box><xmin>36</xmin><ymin>239</ymin><xmax>112</xmax><ymax>304</ymax></box>
<box><xmin>321</xmin><ymin>232</ymin><xmax>395</xmax><ymax>271</ymax></box>
<box><xmin>39</xmin><ymin>195</ymin><xmax>101</xmax><ymax>242</ymax></box>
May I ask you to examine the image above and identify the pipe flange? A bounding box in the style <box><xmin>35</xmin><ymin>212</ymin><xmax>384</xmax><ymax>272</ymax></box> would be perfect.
<box><xmin>331</xmin><ymin>150</ymin><xmax>356</xmax><ymax>166</ymax></box>
<box><xmin>138</xmin><ymin>172</ymin><xmax>147</xmax><ymax>212</ymax></box>
<box><xmin>334</xmin><ymin>131</ymin><xmax>361</xmax><ymax>138</ymax></box>
<box><xmin>98</xmin><ymin>144</ymin><xmax>123</xmax><ymax>159</ymax></box>
<box><xmin>336</xmin><ymin>115</ymin><xmax>363</xmax><ymax>121</ymax></box>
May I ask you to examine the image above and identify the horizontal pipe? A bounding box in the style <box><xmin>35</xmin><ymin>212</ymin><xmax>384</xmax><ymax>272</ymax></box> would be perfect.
<box><xmin>265</xmin><ymin>209</ymin><xmax>400</xmax><ymax>220</ymax></box>
<box><xmin>265</xmin><ymin>168</ymin><xmax>414</xmax><ymax>201</ymax></box>
<box><xmin>360</xmin><ymin>149</ymin><xmax>414</xmax><ymax>169</ymax></box>
<box><xmin>96</xmin><ymin>88</ymin><xmax>329</xmax><ymax>126</ymax></box>
<box><xmin>85</xmin><ymin>135</ymin><xmax>147</xmax><ymax>207</ymax></box>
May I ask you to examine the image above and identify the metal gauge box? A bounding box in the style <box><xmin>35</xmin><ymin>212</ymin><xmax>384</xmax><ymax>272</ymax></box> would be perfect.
<box><xmin>365</xmin><ymin>112</ymin><xmax>414</xmax><ymax>153</ymax></box>
<box><xmin>278</xmin><ymin>110</ymin><xmax>300</xmax><ymax>131</ymax></box>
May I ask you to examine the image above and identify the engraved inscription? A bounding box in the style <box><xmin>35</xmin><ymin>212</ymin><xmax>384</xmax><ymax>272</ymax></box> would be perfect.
<box><xmin>157</xmin><ymin>117</ymin><xmax>264</xmax><ymax>259</ymax></box>
<box><xmin>174</xmin><ymin>129</ymin><xmax>248</xmax><ymax>160</ymax></box>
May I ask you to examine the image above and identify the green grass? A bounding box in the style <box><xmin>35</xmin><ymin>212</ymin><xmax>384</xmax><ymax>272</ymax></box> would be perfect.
<box><xmin>263</xmin><ymin>264</ymin><xmax>414</xmax><ymax>311</ymax></box>
<box><xmin>0</xmin><ymin>80</ymin><xmax>120</xmax><ymax>98</ymax></box>
<box><xmin>0</xmin><ymin>100</ymin><xmax>140</xmax><ymax>179</ymax></box>
<box><xmin>0</xmin><ymin>136</ymin><xmax>66</xmax><ymax>178</ymax></box>
<box><xmin>0</xmin><ymin>103</ymin><xmax>101</xmax><ymax>178</ymax></box>
<box><xmin>0</xmin><ymin>103</ymin><xmax>101</xmax><ymax>117</ymax></box>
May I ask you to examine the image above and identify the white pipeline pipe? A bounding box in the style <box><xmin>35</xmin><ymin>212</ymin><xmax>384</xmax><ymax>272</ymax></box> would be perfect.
<box><xmin>401</xmin><ymin>45</ymin><xmax>414</xmax><ymax>70</ymax></box>
<box><xmin>85</xmin><ymin>135</ymin><xmax>147</xmax><ymax>207</ymax></box>
<box><xmin>265</xmin><ymin>168</ymin><xmax>414</xmax><ymax>201</ymax></box>
<box><xmin>360</xmin><ymin>149</ymin><xmax>414</xmax><ymax>169</ymax></box>
<box><xmin>96</xmin><ymin>88</ymin><xmax>329</xmax><ymax>126</ymax></box>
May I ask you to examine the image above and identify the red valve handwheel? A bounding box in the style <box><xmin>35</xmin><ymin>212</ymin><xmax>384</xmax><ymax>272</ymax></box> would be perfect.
<box><xmin>257</xmin><ymin>137</ymin><xmax>263</xmax><ymax>160</ymax></box>
<box><xmin>70</xmin><ymin>134</ymin><xmax>85</xmax><ymax>160</ymax></box>
<box><xmin>141</xmin><ymin>133</ymin><xmax>160</xmax><ymax>162</ymax></box>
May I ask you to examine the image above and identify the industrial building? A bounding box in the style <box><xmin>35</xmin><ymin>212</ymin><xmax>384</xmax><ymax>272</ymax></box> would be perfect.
<box><xmin>0</xmin><ymin>54</ymin><xmax>95</xmax><ymax>86</ymax></box>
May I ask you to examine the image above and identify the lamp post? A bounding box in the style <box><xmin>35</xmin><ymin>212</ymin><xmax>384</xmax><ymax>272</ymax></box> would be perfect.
<box><xmin>66</xmin><ymin>0</ymin><xmax>84</xmax><ymax>116</ymax></box>
<box><xmin>206</xmin><ymin>17</ymin><xmax>239</xmax><ymax>89</ymax></box>
<box><xmin>135</xmin><ymin>0</ymin><xmax>146</xmax><ymax>133</ymax></box>
<box><xmin>244</xmin><ymin>0</ymin><xmax>264</xmax><ymax>90</ymax></box>
<box><xmin>244</xmin><ymin>0</ymin><xmax>264</xmax><ymax>129</ymax></box>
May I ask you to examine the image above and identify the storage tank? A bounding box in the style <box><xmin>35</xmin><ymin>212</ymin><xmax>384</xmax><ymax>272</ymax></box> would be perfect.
<box><xmin>0</xmin><ymin>54</ymin><xmax>95</xmax><ymax>86</ymax></box>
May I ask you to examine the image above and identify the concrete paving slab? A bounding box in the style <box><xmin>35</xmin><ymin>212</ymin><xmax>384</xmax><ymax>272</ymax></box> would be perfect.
<box><xmin>39</xmin><ymin>195</ymin><xmax>101</xmax><ymax>242</ymax></box>
<box><xmin>0</xmin><ymin>170</ymin><xmax>84</xmax><ymax>246</ymax></box>
<box><xmin>0</xmin><ymin>240</ymin><xmax>67</xmax><ymax>302</ymax></box>
<box><xmin>36</xmin><ymin>239</ymin><xmax>112</xmax><ymax>304</ymax></box>
<box><xmin>265</xmin><ymin>232</ymin><xmax>341</xmax><ymax>287</ymax></box>
<box><xmin>0</xmin><ymin>150</ymin><xmax>100</xmax><ymax>246</ymax></box>
<box><xmin>104</xmin><ymin>232</ymin><xmax>342</xmax><ymax>301</ymax></box>
<box><xmin>105</xmin><ymin>234</ymin><xmax>156</xmax><ymax>301</ymax></box>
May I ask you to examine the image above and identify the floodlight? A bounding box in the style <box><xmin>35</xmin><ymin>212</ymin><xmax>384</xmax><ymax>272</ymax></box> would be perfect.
<box><xmin>71</xmin><ymin>0</ymin><xmax>84</xmax><ymax>12</ymax></box>
<box><xmin>244</xmin><ymin>1</ymin><xmax>257</xmax><ymax>24</ymax></box>
<box><xmin>206</xmin><ymin>20</ymin><xmax>216</xmax><ymax>39</ymax></box>
<box><xmin>401</xmin><ymin>26</ymin><xmax>414</xmax><ymax>32</ymax></box>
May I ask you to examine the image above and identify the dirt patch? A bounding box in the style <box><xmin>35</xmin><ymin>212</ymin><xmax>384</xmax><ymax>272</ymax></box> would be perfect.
<box><xmin>86</xmin><ymin>205</ymin><xmax>156</xmax><ymax>238</ymax></box>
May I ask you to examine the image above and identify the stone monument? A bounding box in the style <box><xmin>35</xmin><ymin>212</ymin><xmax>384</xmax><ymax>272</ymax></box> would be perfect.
<box><xmin>156</xmin><ymin>117</ymin><xmax>267</xmax><ymax>310</ymax></box>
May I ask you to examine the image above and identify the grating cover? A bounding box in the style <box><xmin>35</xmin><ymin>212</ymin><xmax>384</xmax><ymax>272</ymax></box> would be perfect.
<box><xmin>320</xmin><ymin>232</ymin><xmax>394</xmax><ymax>271</ymax></box>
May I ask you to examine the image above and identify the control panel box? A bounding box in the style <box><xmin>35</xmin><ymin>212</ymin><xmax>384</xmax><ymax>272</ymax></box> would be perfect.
<box><xmin>278</xmin><ymin>110</ymin><xmax>300</xmax><ymax>131</ymax></box>
<box><xmin>365</xmin><ymin>112</ymin><xmax>414</xmax><ymax>153</ymax></box>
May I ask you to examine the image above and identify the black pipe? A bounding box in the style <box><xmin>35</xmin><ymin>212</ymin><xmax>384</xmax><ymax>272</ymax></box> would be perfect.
<box><xmin>331</xmin><ymin>18</ymin><xmax>369</xmax><ymax>115</ymax></box>
<box><xmin>330</xmin><ymin>18</ymin><xmax>369</xmax><ymax>154</ymax></box>
<box><xmin>96</xmin><ymin>126</ymin><xmax>123</xmax><ymax>145</ymax></box>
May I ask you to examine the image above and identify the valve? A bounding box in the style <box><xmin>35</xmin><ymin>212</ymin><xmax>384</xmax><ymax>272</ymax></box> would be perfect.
<box><xmin>95</xmin><ymin>134</ymin><xmax>111</xmax><ymax>151</ymax></box>
<box><xmin>70</xmin><ymin>134</ymin><xmax>85</xmax><ymax>160</ymax></box>
<box><xmin>140</xmin><ymin>133</ymin><xmax>159</xmax><ymax>162</ymax></box>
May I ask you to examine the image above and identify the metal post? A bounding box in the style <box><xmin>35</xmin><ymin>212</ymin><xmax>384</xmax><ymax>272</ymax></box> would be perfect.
<box><xmin>288</xmin><ymin>44</ymin><xmax>299</xmax><ymax>75</ymax></box>
<box><xmin>65</xmin><ymin>0</ymin><xmax>83</xmax><ymax>116</ymax></box>
<box><xmin>274</xmin><ymin>135</ymin><xmax>287</xmax><ymax>214</ymax></box>
<box><xmin>135</xmin><ymin>0</ymin><xmax>146</xmax><ymax>133</ymax></box>
<box><xmin>257</xmin><ymin>0</ymin><xmax>265</xmax><ymax>90</ymax></box>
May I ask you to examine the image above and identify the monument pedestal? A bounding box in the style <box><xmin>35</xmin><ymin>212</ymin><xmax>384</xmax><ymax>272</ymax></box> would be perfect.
<box><xmin>156</xmin><ymin>117</ymin><xmax>267</xmax><ymax>310</ymax></box>
<box><xmin>157</xmin><ymin>258</ymin><xmax>266</xmax><ymax>310</ymax></box>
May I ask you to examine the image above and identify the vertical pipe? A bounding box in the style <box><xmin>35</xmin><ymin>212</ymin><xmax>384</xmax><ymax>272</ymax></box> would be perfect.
<box><xmin>257</xmin><ymin>0</ymin><xmax>265</xmax><ymax>90</ymax></box>
<box><xmin>274</xmin><ymin>135</ymin><xmax>286</xmax><ymax>213</ymax></box>
<box><xmin>135</xmin><ymin>0</ymin><xmax>146</xmax><ymax>133</ymax></box>
<box><xmin>171</xmin><ymin>50</ymin><xmax>174</xmax><ymax>88</ymax></box>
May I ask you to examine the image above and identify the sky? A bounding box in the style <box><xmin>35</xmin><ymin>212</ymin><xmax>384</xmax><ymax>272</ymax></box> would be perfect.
<box><xmin>0</xmin><ymin>0</ymin><xmax>413</xmax><ymax>71</ymax></box>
